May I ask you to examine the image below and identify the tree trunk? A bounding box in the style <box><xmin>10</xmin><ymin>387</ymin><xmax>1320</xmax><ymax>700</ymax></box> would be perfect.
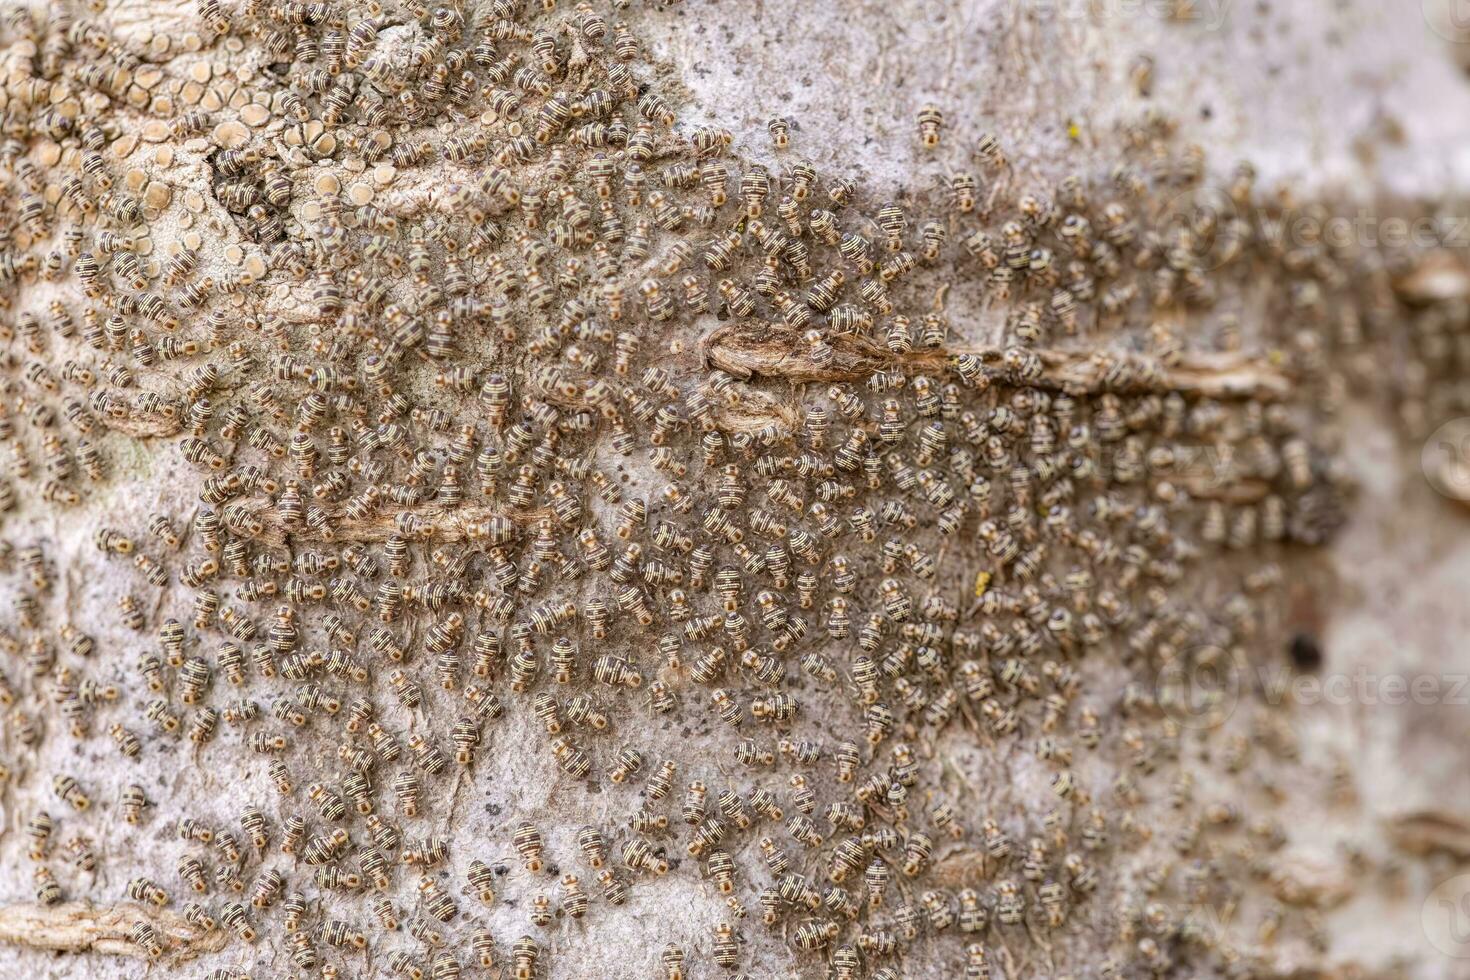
<box><xmin>1</xmin><ymin>1</ymin><xmax>1468</xmax><ymax>978</ymax></box>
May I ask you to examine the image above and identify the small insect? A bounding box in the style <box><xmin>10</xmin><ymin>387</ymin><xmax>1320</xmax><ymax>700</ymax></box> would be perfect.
<box><xmin>621</xmin><ymin>837</ymin><xmax>670</xmax><ymax>876</ymax></box>
<box><xmin>221</xmin><ymin>902</ymin><xmax>257</xmax><ymax>942</ymax></box>
<box><xmin>603</xmin><ymin>746</ymin><xmax>643</xmax><ymax>784</ymax></box>
<box><xmin>1131</xmin><ymin>53</ymin><xmax>1156</xmax><ymax>96</ymax></box>
<box><xmin>712</xmin><ymin>923</ymin><xmax>740</xmax><ymax>968</ymax></box>
<box><xmin>25</xmin><ymin>812</ymin><xmax>55</xmax><ymax>860</ymax></box>
<box><xmin>280</xmin><ymin>815</ymin><xmax>306</xmax><ymax>857</ymax></box>
<box><xmin>121</xmin><ymin>785</ymin><xmax>149</xmax><ymax>824</ymax></box>
<box><xmin>53</xmin><ymin>776</ymin><xmax>90</xmax><ymax>811</ymax></box>
<box><xmin>512</xmin><ymin>936</ymin><xmax>541</xmax><ymax>979</ymax></box>
<box><xmin>916</xmin><ymin>104</ymin><xmax>944</xmax><ymax>146</ymax></box>
<box><xmin>994</xmin><ymin>878</ymin><xmax>1025</xmax><ymax>925</ymax></box>
<box><xmin>320</xmin><ymin>918</ymin><xmax>364</xmax><ymax>948</ymax></box>
<box><xmin>768</xmin><ymin>116</ymin><xmax>791</xmax><ymax>149</ymax></box>
<box><xmin>975</xmin><ymin>131</ymin><xmax>1008</xmax><ymax>169</ymax></box>
<box><xmin>461</xmin><ymin>859</ymin><xmax>497</xmax><ymax>905</ymax></box>
<box><xmin>130</xmin><ymin>921</ymin><xmax>164</xmax><ymax>959</ymax></box>
<box><xmin>33</xmin><ymin>865</ymin><xmax>62</xmax><ymax>906</ymax></box>
<box><xmin>513</xmin><ymin>821</ymin><xmax>544</xmax><ymax>872</ymax></box>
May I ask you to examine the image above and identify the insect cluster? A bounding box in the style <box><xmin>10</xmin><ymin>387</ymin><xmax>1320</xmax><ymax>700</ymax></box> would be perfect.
<box><xmin>0</xmin><ymin>0</ymin><xmax>1458</xmax><ymax>978</ymax></box>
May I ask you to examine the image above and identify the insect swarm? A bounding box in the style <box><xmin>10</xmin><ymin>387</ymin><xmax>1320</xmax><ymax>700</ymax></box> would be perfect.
<box><xmin>0</xmin><ymin>1</ymin><xmax>1447</xmax><ymax>978</ymax></box>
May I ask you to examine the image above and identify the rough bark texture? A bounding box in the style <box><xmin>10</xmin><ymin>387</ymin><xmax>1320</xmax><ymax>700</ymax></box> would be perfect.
<box><xmin>0</xmin><ymin>1</ymin><xmax>1469</xmax><ymax>979</ymax></box>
